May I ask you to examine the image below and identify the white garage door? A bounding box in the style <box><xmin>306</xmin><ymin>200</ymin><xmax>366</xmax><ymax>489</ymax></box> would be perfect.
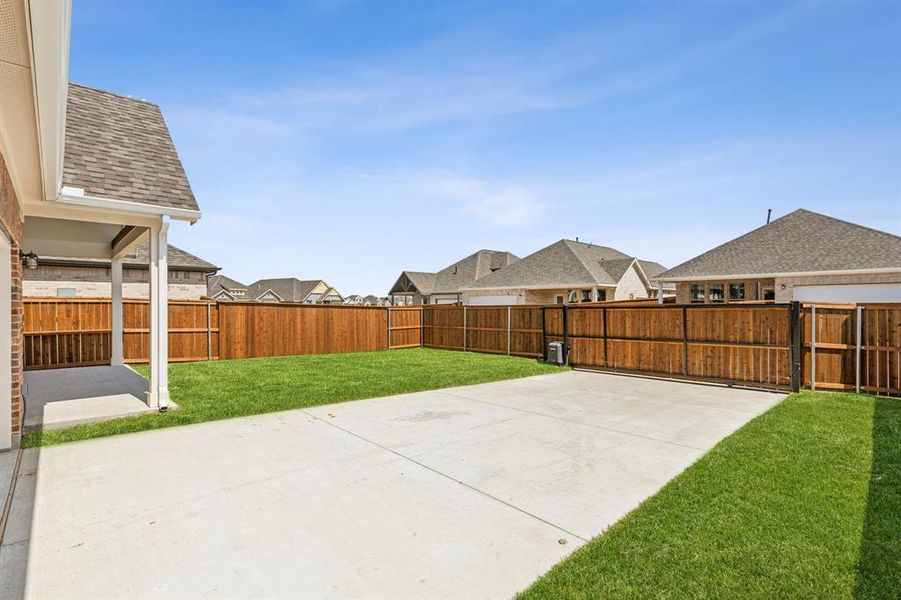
<box><xmin>466</xmin><ymin>295</ymin><xmax>522</xmax><ymax>306</ymax></box>
<box><xmin>793</xmin><ymin>283</ymin><xmax>901</xmax><ymax>303</ymax></box>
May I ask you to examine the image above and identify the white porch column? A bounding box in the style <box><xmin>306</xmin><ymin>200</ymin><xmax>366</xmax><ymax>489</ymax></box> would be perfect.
<box><xmin>657</xmin><ymin>282</ymin><xmax>664</xmax><ymax>304</ymax></box>
<box><xmin>148</xmin><ymin>217</ymin><xmax>170</xmax><ymax>409</ymax></box>
<box><xmin>110</xmin><ymin>257</ymin><xmax>124</xmax><ymax>366</ymax></box>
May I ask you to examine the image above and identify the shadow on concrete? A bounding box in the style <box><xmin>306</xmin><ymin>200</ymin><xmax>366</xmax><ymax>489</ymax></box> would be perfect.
<box><xmin>23</xmin><ymin>365</ymin><xmax>151</xmax><ymax>432</ymax></box>
<box><xmin>854</xmin><ymin>396</ymin><xmax>901</xmax><ymax>598</ymax></box>
<box><xmin>0</xmin><ymin>447</ymin><xmax>38</xmax><ymax>599</ymax></box>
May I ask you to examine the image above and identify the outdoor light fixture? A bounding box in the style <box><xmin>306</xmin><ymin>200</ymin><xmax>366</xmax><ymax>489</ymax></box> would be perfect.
<box><xmin>19</xmin><ymin>250</ymin><xmax>38</xmax><ymax>270</ymax></box>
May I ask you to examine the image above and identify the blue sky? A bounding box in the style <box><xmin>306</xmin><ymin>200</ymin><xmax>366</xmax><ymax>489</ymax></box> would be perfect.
<box><xmin>70</xmin><ymin>0</ymin><xmax>901</xmax><ymax>295</ymax></box>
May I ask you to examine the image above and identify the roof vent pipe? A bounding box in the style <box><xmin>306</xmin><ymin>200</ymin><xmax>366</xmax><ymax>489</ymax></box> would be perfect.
<box><xmin>766</xmin><ymin>209</ymin><xmax>772</xmax><ymax>224</ymax></box>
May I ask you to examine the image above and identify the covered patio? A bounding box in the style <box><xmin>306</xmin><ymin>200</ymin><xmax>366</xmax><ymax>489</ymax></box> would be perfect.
<box><xmin>13</xmin><ymin>80</ymin><xmax>203</xmax><ymax>437</ymax></box>
<box><xmin>23</xmin><ymin>365</ymin><xmax>157</xmax><ymax>431</ymax></box>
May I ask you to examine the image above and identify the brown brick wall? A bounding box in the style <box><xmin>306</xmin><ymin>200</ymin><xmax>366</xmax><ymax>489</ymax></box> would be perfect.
<box><xmin>10</xmin><ymin>243</ymin><xmax>21</xmax><ymax>438</ymax></box>
<box><xmin>1</xmin><ymin>149</ymin><xmax>23</xmax><ymax>442</ymax></box>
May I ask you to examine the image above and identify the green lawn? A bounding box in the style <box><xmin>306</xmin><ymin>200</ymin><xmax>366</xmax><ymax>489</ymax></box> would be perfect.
<box><xmin>519</xmin><ymin>391</ymin><xmax>901</xmax><ymax>599</ymax></box>
<box><xmin>24</xmin><ymin>348</ymin><xmax>561</xmax><ymax>447</ymax></box>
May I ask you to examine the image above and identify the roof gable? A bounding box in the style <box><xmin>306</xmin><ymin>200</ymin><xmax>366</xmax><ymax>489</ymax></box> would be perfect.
<box><xmin>465</xmin><ymin>240</ymin><xmax>637</xmax><ymax>289</ymax></box>
<box><xmin>63</xmin><ymin>83</ymin><xmax>199</xmax><ymax>212</ymax></box>
<box><xmin>432</xmin><ymin>249</ymin><xmax>520</xmax><ymax>293</ymax></box>
<box><xmin>247</xmin><ymin>278</ymin><xmax>328</xmax><ymax>302</ymax></box>
<box><xmin>657</xmin><ymin>209</ymin><xmax>901</xmax><ymax>280</ymax></box>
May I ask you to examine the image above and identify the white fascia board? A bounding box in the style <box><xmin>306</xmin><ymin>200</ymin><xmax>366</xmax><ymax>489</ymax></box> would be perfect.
<box><xmin>57</xmin><ymin>190</ymin><xmax>202</xmax><ymax>222</ymax></box>
<box><xmin>657</xmin><ymin>267</ymin><xmax>901</xmax><ymax>282</ymax></box>
<box><xmin>27</xmin><ymin>0</ymin><xmax>71</xmax><ymax>202</ymax></box>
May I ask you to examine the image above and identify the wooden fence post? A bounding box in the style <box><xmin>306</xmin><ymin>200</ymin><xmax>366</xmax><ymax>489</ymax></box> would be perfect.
<box><xmin>462</xmin><ymin>306</ymin><xmax>467</xmax><ymax>352</ymax></box>
<box><xmin>602</xmin><ymin>306</ymin><xmax>608</xmax><ymax>368</ymax></box>
<box><xmin>507</xmin><ymin>306</ymin><xmax>511</xmax><ymax>356</ymax></box>
<box><xmin>386</xmin><ymin>307</ymin><xmax>391</xmax><ymax>350</ymax></box>
<box><xmin>810</xmin><ymin>305</ymin><xmax>817</xmax><ymax>390</ymax></box>
<box><xmin>562</xmin><ymin>304</ymin><xmax>569</xmax><ymax>365</ymax></box>
<box><xmin>855</xmin><ymin>305</ymin><xmax>862</xmax><ymax>394</ymax></box>
<box><xmin>207</xmin><ymin>302</ymin><xmax>213</xmax><ymax>361</ymax></box>
<box><xmin>681</xmin><ymin>306</ymin><xmax>689</xmax><ymax>376</ymax></box>
<box><xmin>420</xmin><ymin>306</ymin><xmax>424</xmax><ymax>348</ymax></box>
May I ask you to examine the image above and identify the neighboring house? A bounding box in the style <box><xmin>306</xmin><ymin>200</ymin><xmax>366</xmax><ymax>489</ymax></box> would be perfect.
<box><xmin>343</xmin><ymin>294</ymin><xmax>363</xmax><ymax>305</ymax></box>
<box><xmin>389</xmin><ymin>249</ymin><xmax>520</xmax><ymax>305</ymax></box>
<box><xmin>207</xmin><ymin>274</ymin><xmax>249</xmax><ymax>301</ymax></box>
<box><xmin>1</xmin><ymin>2</ymin><xmax>201</xmax><ymax>447</ymax></box>
<box><xmin>25</xmin><ymin>242</ymin><xmax>218</xmax><ymax>299</ymax></box>
<box><xmin>246</xmin><ymin>278</ymin><xmax>344</xmax><ymax>304</ymax></box>
<box><xmin>461</xmin><ymin>239</ymin><xmax>668</xmax><ymax>305</ymax></box>
<box><xmin>656</xmin><ymin>209</ymin><xmax>901</xmax><ymax>304</ymax></box>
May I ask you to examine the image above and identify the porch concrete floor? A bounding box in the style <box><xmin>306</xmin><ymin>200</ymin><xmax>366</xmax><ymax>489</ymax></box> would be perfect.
<box><xmin>1</xmin><ymin>371</ymin><xmax>783</xmax><ymax>598</ymax></box>
<box><xmin>23</xmin><ymin>366</ymin><xmax>156</xmax><ymax>431</ymax></box>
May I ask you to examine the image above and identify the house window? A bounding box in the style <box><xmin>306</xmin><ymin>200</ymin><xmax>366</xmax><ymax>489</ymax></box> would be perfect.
<box><xmin>708</xmin><ymin>283</ymin><xmax>725</xmax><ymax>303</ymax></box>
<box><xmin>555</xmin><ymin>295</ymin><xmax>564</xmax><ymax>304</ymax></box>
<box><xmin>596</xmin><ymin>289</ymin><xmax>606</xmax><ymax>302</ymax></box>
<box><xmin>581</xmin><ymin>290</ymin><xmax>591</xmax><ymax>302</ymax></box>
<box><xmin>729</xmin><ymin>283</ymin><xmax>745</xmax><ymax>301</ymax></box>
<box><xmin>763</xmin><ymin>287</ymin><xmax>776</xmax><ymax>301</ymax></box>
<box><xmin>568</xmin><ymin>291</ymin><xmax>579</xmax><ymax>303</ymax></box>
<box><xmin>690</xmin><ymin>284</ymin><xmax>705</xmax><ymax>303</ymax></box>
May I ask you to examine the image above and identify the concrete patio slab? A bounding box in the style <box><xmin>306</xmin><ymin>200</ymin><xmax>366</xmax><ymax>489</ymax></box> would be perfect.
<box><xmin>1</xmin><ymin>370</ymin><xmax>783</xmax><ymax>599</ymax></box>
<box><xmin>23</xmin><ymin>366</ymin><xmax>157</xmax><ymax>431</ymax></box>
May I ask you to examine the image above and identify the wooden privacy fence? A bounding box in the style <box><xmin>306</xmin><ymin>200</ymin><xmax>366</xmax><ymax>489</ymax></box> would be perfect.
<box><xmin>22</xmin><ymin>298</ymin><xmax>901</xmax><ymax>396</ymax></box>
<box><xmin>803</xmin><ymin>303</ymin><xmax>901</xmax><ymax>396</ymax></box>
<box><xmin>24</xmin><ymin>298</ymin><xmax>218</xmax><ymax>369</ymax></box>
<box><xmin>218</xmin><ymin>302</ymin><xmax>392</xmax><ymax>360</ymax></box>
<box><xmin>540</xmin><ymin>303</ymin><xmax>794</xmax><ymax>390</ymax></box>
<box><xmin>421</xmin><ymin>305</ymin><xmax>544</xmax><ymax>357</ymax></box>
<box><xmin>24</xmin><ymin>299</ymin><xmax>413</xmax><ymax>369</ymax></box>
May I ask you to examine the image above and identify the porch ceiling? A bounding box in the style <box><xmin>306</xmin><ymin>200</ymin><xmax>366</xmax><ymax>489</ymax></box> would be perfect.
<box><xmin>22</xmin><ymin>216</ymin><xmax>147</xmax><ymax>259</ymax></box>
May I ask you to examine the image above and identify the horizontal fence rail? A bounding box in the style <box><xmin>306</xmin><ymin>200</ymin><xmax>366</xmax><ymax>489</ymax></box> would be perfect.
<box><xmin>22</xmin><ymin>298</ymin><xmax>901</xmax><ymax>396</ymax></box>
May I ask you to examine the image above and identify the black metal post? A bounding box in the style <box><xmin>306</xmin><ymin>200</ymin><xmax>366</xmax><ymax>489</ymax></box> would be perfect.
<box><xmin>789</xmin><ymin>301</ymin><xmax>801</xmax><ymax>392</ymax></box>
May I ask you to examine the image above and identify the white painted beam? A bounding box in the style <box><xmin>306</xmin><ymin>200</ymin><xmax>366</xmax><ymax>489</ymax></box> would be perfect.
<box><xmin>147</xmin><ymin>217</ymin><xmax>170</xmax><ymax>409</ymax></box>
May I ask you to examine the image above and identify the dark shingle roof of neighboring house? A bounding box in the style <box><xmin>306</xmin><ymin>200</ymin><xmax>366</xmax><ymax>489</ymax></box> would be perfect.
<box><xmin>657</xmin><ymin>209</ymin><xmax>901</xmax><ymax>280</ymax></box>
<box><xmin>400</xmin><ymin>271</ymin><xmax>439</xmax><ymax>296</ymax></box>
<box><xmin>208</xmin><ymin>274</ymin><xmax>247</xmax><ymax>297</ymax></box>
<box><xmin>63</xmin><ymin>83</ymin><xmax>199</xmax><ymax>212</ymax></box>
<box><xmin>431</xmin><ymin>250</ymin><xmax>519</xmax><ymax>294</ymax></box>
<box><xmin>464</xmin><ymin>239</ymin><xmax>657</xmax><ymax>290</ymax></box>
<box><xmin>38</xmin><ymin>242</ymin><xmax>217</xmax><ymax>272</ymax></box>
<box><xmin>131</xmin><ymin>242</ymin><xmax>217</xmax><ymax>271</ymax></box>
<box><xmin>247</xmin><ymin>278</ymin><xmax>325</xmax><ymax>302</ymax></box>
<box><xmin>390</xmin><ymin>250</ymin><xmax>519</xmax><ymax>296</ymax></box>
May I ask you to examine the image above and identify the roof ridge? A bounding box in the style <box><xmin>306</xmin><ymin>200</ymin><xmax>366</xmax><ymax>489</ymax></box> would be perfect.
<box><xmin>562</xmin><ymin>240</ymin><xmax>609</xmax><ymax>282</ymax></box>
<box><xmin>68</xmin><ymin>81</ymin><xmax>160</xmax><ymax>107</ymax></box>
<box><xmin>789</xmin><ymin>208</ymin><xmax>901</xmax><ymax>242</ymax></box>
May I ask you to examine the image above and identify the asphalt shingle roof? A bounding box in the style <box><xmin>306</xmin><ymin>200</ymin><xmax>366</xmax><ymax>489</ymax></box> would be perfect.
<box><xmin>464</xmin><ymin>240</ymin><xmax>654</xmax><ymax>289</ymax></box>
<box><xmin>63</xmin><ymin>83</ymin><xmax>199</xmax><ymax>212</ymax></box>
<box><xmin>657</xmin><ymin>209</ymin><xmax>901</xmax><ymax>280</ymax></box>
<box><xmin>247</xmin><ymin>278</ymin><xmax>325</xmax><ymax>302</ymax></box>
<box><xmin>390</xmin><ymin>250</ymin><xmax>519</xmax><ymax>296</ymax></box>
<box><xmin>207</xmin><ymin>274</ymin><xmax>247</xmax><ymax>296</ymax></box>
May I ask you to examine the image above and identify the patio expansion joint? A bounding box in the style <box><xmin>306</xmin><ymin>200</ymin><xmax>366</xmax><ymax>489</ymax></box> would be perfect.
<box><xmin>300</xmin><ymin>408</ymin><xmax>589</xmax><ymax>544</ymax></box>
<box><xmin>438</xmin><ymin>390</ymin><xmax>706</xmax><ymax>451</ymax></box>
